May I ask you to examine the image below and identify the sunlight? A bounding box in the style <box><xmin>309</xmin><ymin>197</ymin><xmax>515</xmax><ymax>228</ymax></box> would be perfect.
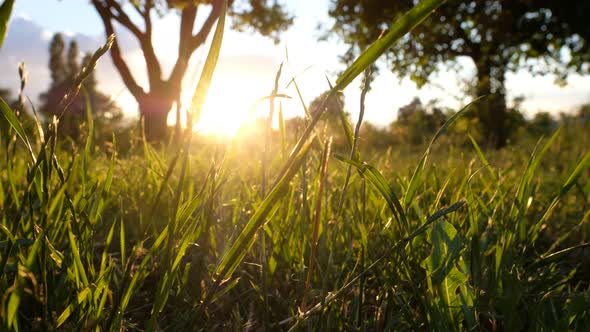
<box><xmin>182</xmin><ymin>67</ymin><xmax>274</xmax><ymax>137</ymax></box>
<box><xmin>191</xmin><ymin>87</ymin><xmax>256</xmax><ymax>137</ymax></box>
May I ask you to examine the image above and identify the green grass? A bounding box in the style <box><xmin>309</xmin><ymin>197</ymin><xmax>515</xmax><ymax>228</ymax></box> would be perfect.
<box><xmin>2</xmin><ymin>97</ymin><xmax>590</xmax><ymax>330</ymax></box>
<box><xmin>2</xmin><ymin>0</ymin><xmax>590</xmax><ymax>329</ymax></box>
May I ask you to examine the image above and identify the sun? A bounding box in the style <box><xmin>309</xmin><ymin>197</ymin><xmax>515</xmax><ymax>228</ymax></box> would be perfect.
<box><xmin>189</xmin><ymin>86</ymin><xmax>256</xmax><ymax>137</ymax></box>
<box><xmin>177</xmin><ymin>64</ymin><xmax>278</xmax><ymax>137</ymax></box>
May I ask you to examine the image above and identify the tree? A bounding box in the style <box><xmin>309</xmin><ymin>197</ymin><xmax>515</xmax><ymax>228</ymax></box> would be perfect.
<box><xmin>326</xmin><ymin>0</ymin><xmax>590</xmax><ymax>148</ymax></box>
<box><xmin>40</xmin><ymin>33</ymin><xmax>123</xmax><ymax>141</ymax></box>
<box><xmin>81</xmin><ymin>53</ymin><xmax>98</xmax><ymax>93</ymax></box>
<box><xmin>528</xmin><ymin>111</ymin><xmax>557</xmax><ymax>136</ymax></box>
<box><xmin>578</xmin><ymin>103</ymin><xmax>590</xmax><ymax>122</ymax></box>
<box><xmin>308</xmin><ymin>90</ymin><xmax>350</xmax><ymax>149</ymax></box>
<box><xmin>91</xmin><ymin>0</ymin><xmax>293</xmax><ymax>142</ymax></box>
<box><xmin>48</xmin><ymin>33</ymin><xmax>67</xmax><ymax>85</ymax></box>
<box><xmin>66</xmin><ymin>40</ymin><xmax>79</xmax><ymax>81</ymax></box>
<box><xmin>309</xmin><ymin>90</ymin><xmax>345</xmax><ymax>122</ymax></box>
<box><xmin>391</xmin><ymin>97</ymin><xmax>447</xmax><ymax>145</ymax></box>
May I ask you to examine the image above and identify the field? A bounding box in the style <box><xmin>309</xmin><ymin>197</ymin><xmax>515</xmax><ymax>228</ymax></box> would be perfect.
<box><xmin>2</xmin><ymin>98</ymin><xmax>590</xmax><ymax>330</ymax></box>
<box><xmin>1</xmin><ymin>0</ymin><xmax>590</xmax><ymax>330</ymax></box>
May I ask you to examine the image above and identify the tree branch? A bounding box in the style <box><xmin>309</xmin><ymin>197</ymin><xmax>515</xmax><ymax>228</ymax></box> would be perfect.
<box><xmin>178</xmin><ymin>4</ymin><xmax>197</xmax><ymax>58</ymax></box>
<box><xmin>168</xmin><ymin>1</ymin><xmax>223</xmax><ymax>91</ymax></box>
<box><xmin>104</xmin><ymin>0</ymin><xmax>143</xmax><ymax>39</ymax></box>
<box><xmin>103</xmin><ymin>0</ymin><xmax>163</xmax><ymax>90</ymax></box>
<box><xmin>166</xmin><ymin>4</ymin><xmax>197</xmax><ymax>95</ymax></box>
<box><xmin>92</xmin><ymin>0</ymin><xmax>145</xmax><ymax>100</ymax></box>
<box><xmin>189</xmin><ymin>1</ymin><xmax>224</xmax><ymax>51</ymax></box>
<box><xmin>144</xmin><ymin>0</ymin><xmax>153</xmax><ymax>40</ymax></box>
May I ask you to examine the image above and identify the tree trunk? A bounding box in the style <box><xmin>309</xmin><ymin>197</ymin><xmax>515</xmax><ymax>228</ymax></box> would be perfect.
<box><xmin>475</xmin><ymin>59</ymin><xmax>508</xmax><ymax>149</ymax></box>
<box><xmin>138</xmin><ymin>92</ymin><xmax>175</xmax><ymax>142</ymax></box>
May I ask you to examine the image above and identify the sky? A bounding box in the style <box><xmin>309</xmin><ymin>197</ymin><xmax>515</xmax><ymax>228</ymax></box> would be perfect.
<box><xmin>2</xmin><ymin>0</ymin><xmax>590</xmax><ymax>131</ymax></box>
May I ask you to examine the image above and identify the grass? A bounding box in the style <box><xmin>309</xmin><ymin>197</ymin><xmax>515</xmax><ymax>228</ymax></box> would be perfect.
<box><xmin>3</xmin><ymin>103</ymin><xmax>590</xmax><ymax>331</ymax></box>
<box><xmin>2</xmin><ymin>0</ymin><xmax>590</xmax><ymax>330</ymax></box>
<box><xmin>2</xmin><ymin>94</ymin><xmax>590</xmax><ymax>330</ymax></box>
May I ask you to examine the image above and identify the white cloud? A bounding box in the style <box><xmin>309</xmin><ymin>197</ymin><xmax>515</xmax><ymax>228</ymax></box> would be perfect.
<box><xmin>0</xmin><ymin>17</ymin><xmax>140</xmax><ymax>116</ymax></box>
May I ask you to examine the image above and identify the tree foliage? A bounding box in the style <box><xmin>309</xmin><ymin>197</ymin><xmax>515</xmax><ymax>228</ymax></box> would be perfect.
<box><xmin>308</xmin><ymin>90</ymin><xmax>350</xmax><ymax>149</ymax></box>
<box><xmin>48</xmin><ymin>33</ymin><xmax>66</xmax><ymax>85</ymax></box>
<box><xmin>40</xmin><ymin>33</ymin><xmax>123</xmax><ymax>142</ymax></box>
<box><xmin>391</xmin><ymin>97</ymin><xmax>446</xmax><ymax>145</ymax></box>
<box><xmin>326</xmin><ymin>0</ymin><xmax>590</xmax><ymax>148</ymax></box>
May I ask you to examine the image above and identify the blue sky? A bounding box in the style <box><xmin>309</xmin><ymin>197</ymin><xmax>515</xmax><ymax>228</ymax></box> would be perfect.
<box><xmin>3</xmin><ymin>0</ymin><xmax>590</xmax><ymax>129</ymax></box>
<box><xmin>13</xmin><ymin>0</ymin><xmax>100</xmax><ymax>35</ymax></box>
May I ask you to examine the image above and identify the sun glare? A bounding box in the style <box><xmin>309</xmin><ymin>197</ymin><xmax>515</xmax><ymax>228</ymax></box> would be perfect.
<box><xmin>177</xmin><ymin>63</ymin><xmax>280</xmax><ymax>138</ymax></box>
<box><xmin>190</xmin><ymin>87</ymin><xmax>255</xmax><ymax>137</ymax></box>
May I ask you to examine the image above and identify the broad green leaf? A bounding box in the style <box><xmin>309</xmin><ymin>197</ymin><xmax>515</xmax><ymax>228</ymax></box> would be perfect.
<box><xmin>441</xmin><ymin>264</ymin><xmax>468</xmax><ymax>303</ymax></box>
<box><xmin>422</xmin><ymin>220</ymin><xmax>463</xmax><ymax>284</ymax></box>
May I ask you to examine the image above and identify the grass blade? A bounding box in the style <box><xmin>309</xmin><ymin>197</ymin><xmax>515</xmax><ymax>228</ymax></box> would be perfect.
<box><xmin>334</xmin><ymin>0</ymin><xmax>446</xmax><ymax>91</ymax></box>
<box><xmin>404</xmin><ymin>96</ymin><xmax>483</xmax><ymax>208</ymax></box>
<box><xmin>189</xmin><ymin>0</ymin><xmax>227</xmax><ymax>125</ymax></box>
<box><xmin>530</xmin><ymin>150</ymin><xmax>590</xmax><ymax>242</ymax></box>
<box><xmin>301</xmin><ymin>137</ymin><xmax>332</xmax><ymax>311</ymax></box>
<box><xmin>529</xmin><ymin>243</ymin><xmax>590</xmax><ymax>270</ymax></box>
<box><xmin>0</xmin><ymin>0</ymin><xmax>14</xmax><ymax>49</ymax></box>
<box><xmin>334</xmin><ymin>155</ymin><xmax>408</xmax><ymax>233</ymax></box>
<box><xmin>271</xmin><ymin>0</ymin><xmax>446</xmax><ymax>193</ymax></box>
<box><xmin>1</xmin><ymin>96</ymin><xmax>35</xmax><ymax>161</ymax></box>
<box><xmin>214</xmin><ymin>139</ymin><xmax>314</xmax><ymax>281</ymax></box>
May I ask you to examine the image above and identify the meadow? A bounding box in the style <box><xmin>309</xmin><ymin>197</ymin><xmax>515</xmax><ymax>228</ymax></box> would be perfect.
<box><xmin>3</xmin><ymin>79</ymin><xmax>590</xmax><ymax>331</ymax></box>
<box><xmin>2</xmin><ymin>0</ymin><xmax>590</xmax><ymax>330</ymax></box>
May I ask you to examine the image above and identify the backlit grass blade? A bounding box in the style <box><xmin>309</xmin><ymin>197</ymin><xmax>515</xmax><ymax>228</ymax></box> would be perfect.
<box><xmin>56</xmin><ymin>287</ymin><xmax>92</xmax><ymax>327</ymax></box>
<box><xmin>336</xmin><ymin>71</ymin><xmax>370</xmax><ymax>217</ymax></box>
<box><xmin>334</xmin><ymin>0</ymin><xmax>446</xmax><ymax>91</ymax></box>
<box><xmin>326</xmin><ymin>76</ymin><xmax>354</xmax><ymax>150</ymax></box>
<box><xmin>279</xmin><ymin>102</ymin><xmax>286</xmax><ymax>159</ymax></box>
<box><xmin>0</xmin><ymin>0</ymin><xmax>14</xmax><ymax>49</ymax></box>
<box><xmin>281</xmin><ymin>201</ymin><xmax>465</xmax><ymax>329</ymax></box>
<box><xmin>507</xmin><ymin>129</ymin><xmax>561</xmax><ymax>243</ymax></box>
<box><xmin>67</xmin><ymin>220</ymin><xmax>89</xmax><ymax>287</ymax></box>
<box><xmin>530</xmin><ymin>149</ymin><xmax>590</xmax><ymax>242</ymax></box>
<box><xmin>301</xmin><ymin>137</ymin><xmax>332</xmax><ymax>311</ymax></box>
<box><xmin>404</xmin><ymin>97</ymin><xmax>482</xmax><ymax>208</ymax></box>
<box><xmin>1</xmin><ymin>96</ymin><xmax>35</xmax><ymax>161</ymax></box>
<box><xmin>214</xmin><ymin>138</ymin><xmax>314</xmax><ymax>281</ymax></box>
<box><xmin>82</xmin><ymin>87</ymin><xmax>94</xmax><ymax>159</ymax></box>
<box><xmin>272</xmin><ymin>0</ymin><xmax>445</xmax><ymax>191</ymax></box>
<box><xmin>59</xmin><ymin>35</ymin><xmax>114</xmax><ymax>116</ymax></box>
<box><xmin>528</xmin><ymin>243</ymin><xmax>590</xmax><ymax>270</ymax></box>
<box><xmin>188</xmin><ymin>0</ymin><xmax>227</xmax><ymax>125</ymax></box>
<box><xmin>334</xmin><ymin>155</ymin><xmax>408</xmax><ymax>233</ymax></box>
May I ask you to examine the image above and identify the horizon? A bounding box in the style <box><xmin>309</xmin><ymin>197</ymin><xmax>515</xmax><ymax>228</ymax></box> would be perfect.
<box><xmin>1</xmin><ymin>0</ymin><xmax>589</xmax><ymax>132</ymax></box>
